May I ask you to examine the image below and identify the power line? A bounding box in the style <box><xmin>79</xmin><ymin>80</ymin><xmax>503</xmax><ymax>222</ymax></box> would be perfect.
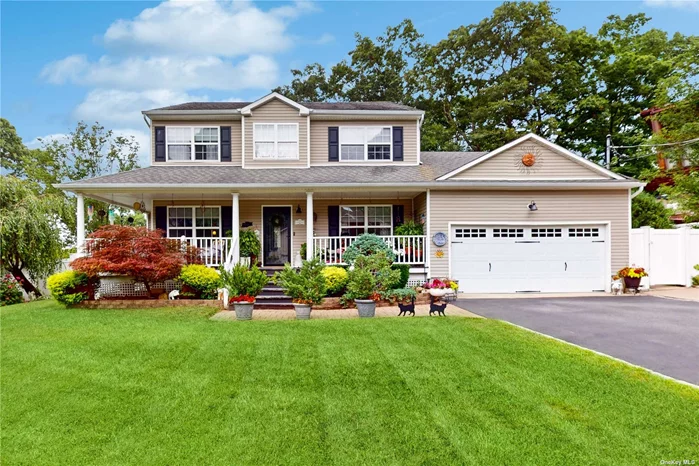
<box><xmin>610</xmin><ymin>137</ymin><xmax>699</xmax><ymax>149</ymax></box>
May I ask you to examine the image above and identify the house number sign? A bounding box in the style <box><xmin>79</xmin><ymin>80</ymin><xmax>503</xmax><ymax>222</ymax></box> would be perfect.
<box><xmin>432</xmin><ymin>232</ymin><xmax>448</xmax><ymax>247</ymax></box>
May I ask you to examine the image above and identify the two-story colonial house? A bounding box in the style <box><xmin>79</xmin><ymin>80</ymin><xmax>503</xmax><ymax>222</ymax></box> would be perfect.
<box><xmin>58</xmin><ymin>92</ymin><xmax>643</xmax><ymax>293</ymax></box>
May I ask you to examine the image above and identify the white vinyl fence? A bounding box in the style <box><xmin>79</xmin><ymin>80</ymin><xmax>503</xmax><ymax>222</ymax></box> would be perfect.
<box><xmin>630</xmin><ymin>227</ymin><xmax>699</xmax><ymax>287</ymax></box>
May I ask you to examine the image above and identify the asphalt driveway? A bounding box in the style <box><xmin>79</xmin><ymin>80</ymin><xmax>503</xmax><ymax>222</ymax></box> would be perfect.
<box><xmin>453</xmin><ymin>296</ymin><xmax>699</xmax><ymax>386</ymax></box>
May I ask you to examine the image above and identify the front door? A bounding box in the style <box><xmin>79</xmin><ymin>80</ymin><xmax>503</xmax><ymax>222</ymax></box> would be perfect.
<box><xmin>262</xmin><ymin>206</ymin><xmax>292</xmax><ymax>266</ymax></box>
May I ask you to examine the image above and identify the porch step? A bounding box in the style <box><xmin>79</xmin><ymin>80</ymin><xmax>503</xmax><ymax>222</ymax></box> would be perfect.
<box><xmin>255</xmin><ymin>294</ymin><xmax>292</xmax><ymax>301</ymax></box>
<box><xmin>261</xmin><ymin>286</ymin><xmax>287</xmax><ymax>296</ymax></box>
<box><xmin>259</xmin><ymin>267</ymin><xmax>283</xmax><ymax>277</ymax></box>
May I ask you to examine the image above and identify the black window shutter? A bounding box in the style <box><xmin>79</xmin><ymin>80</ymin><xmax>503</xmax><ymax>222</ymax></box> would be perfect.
<box><xmin>155</xmin><ymin>126</ymin><xmax>166</xmax><ymax>162</ymax></box>
<box><xmin>220</xmin><ymin>126</ymin><xmax>231</xmax><ymax>162</ymax></box>
<box><xmin>221</xmin><ymin>206</ymin><xmax>232</xmax><ymax>235</ymax></box>
<box><xmin>155</xmin><ymin>206</ymin><xmax>167</xmax><ymax>234</ymax></box>
<box><xmin>328</xmin><ymin>205</ymin><xmax>340</xmax><ymax>236</ymax></box>
<box><xmin>328</xmin><ymin>127</ymin><xmax>339</xmax><ymax>162</ymax></box>
<box><xmin>392</xmin><ymin>205</ymin><xmax>404</xmax><ymax>230</ymax></box>
<box><xmin>392</xmin><ymin>126</ymin><xmax>403</xmax><ymax>161</ymax></box>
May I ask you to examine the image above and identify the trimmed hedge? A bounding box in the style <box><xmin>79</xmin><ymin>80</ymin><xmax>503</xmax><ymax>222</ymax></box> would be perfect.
<box><xmin>179</xmin><ymin>264</ymin><xmax>222</xmax><ymax>299</ymax></box>
<box><xmin>47</xmin><ymin>270</ymin><xmax>91</xmax><ymax>306</ymax></box>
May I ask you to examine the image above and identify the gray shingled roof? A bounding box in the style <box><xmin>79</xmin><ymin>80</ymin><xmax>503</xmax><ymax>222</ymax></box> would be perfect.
<box><xmin>146</xmin><ymin>101</ymin><xmax>418</xmax><ymax>112</ymax></box>
<box><xmin>59</xmin><ymin>152</ymin><xmax>487</xmax><ymax>186</ymax></box>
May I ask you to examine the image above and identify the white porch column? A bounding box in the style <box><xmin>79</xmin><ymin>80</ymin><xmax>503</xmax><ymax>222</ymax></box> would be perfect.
<box><xmin>232</xmin><ymin>193</ymin><xmax>240</xmax><ymax>264</ymax></box>
<box><xmin>76</xmin><ymin>193</ymin><xmax>85</xmax><ymax>249</ymax></box>
<box><xmin>306</xmin><ymin>191</ymin><xmax>314</xmax><ymax>260</ymax></box>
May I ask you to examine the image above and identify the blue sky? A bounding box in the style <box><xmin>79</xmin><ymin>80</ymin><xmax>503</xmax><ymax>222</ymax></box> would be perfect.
<box><xmin>2</xmin><ymin>0</ymin><xmax>698</xmax><ymax>166</ymax></box>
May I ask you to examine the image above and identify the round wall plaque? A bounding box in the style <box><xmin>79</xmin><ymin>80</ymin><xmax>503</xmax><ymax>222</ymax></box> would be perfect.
<box><xmin>432</xmin><ymin>232</ymin><xmax>448</xmax><ymax>247</ymax></box>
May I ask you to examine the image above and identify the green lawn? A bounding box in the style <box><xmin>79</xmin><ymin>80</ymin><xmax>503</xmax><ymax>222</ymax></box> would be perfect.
<box><xmin>2</xmin><ymin>301</ymin><xmax>698</xmax><ymax>465</ymax></box>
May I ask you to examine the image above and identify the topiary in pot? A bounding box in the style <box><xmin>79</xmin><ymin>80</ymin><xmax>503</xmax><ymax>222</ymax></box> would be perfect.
<box><xmin>273</xmin><ymin>258</ymin><xmax>327</xmax><ymax>320</ymax></box>
<box><xmin>342</xmin><ymin>252</ymin><xmax>401</xmax><ymax>317</ymax></box>
<box><xmin>219</xmin><ymin>263</ymin><xmax>268</xmax><ymax>320</ymax></box>
<box><xmin>239</xmin><ymin>229</ymin><xmax>261</xmax><ymax>263</ymax></box>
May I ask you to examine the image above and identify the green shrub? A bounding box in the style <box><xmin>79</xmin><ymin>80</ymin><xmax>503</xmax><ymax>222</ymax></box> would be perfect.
<box><xmin>300</xmin><ymin>243</ymin><xmax>307</xmax><ymax>260</ymax></box>
<box><xmin>239</xmin><ymin>229</ymin><xmax>261</xmax><ymax>258</ymax></box>
<box><xmin>0</xmin><ymin>273</ymin><xmax>24</xmax><ymax>306</ymax></box>
<box><xmin>392</xmin><ymin>264</ymin><xmax>410</xmax><ymax>289</ymax></box>
<box><xmin>322</xmin><ymin>266</ymin><xmax>349</xmax><ymax>296</ymax></box>
<box><xmin>693</xmin><ymin>264</ymin><xmax>699</xmax><ymax>287</ymax></box>
<box><xmin>394</xmin><ymin>220</ymin><xmax>424</xmax><ymax>236</ymax></box>
<box><xmin>273</xmin><ymin>258</ymin><xmax>327</xmax><ymax>305</ymax></box>
<box><xmin>342</xmin><ymin>252</ymin><xmax>401</xmax><ymax>305</ymax></box>
<box><xmin>342</xmin><ymin>234</ymin><xmax>396</xmax><ymax>265</ymax></box>
<box><xmin>179</xmin><ymin>264</ymin><xmax>222</xmax><ymax>299</ymax></box>
<box><xmin>47</xmin><ymin>270</ymin><xmax>91</xmax><ymax>306</ymax></box>
<box><xmin>219</xmin><ymin>263</ymin><xmax>268</xmax><ymax>299</ymax></box>
<box><xmin>381</xmin><ymin>288</ymin><xmax>417</xmax><ymax>304</ymax></box>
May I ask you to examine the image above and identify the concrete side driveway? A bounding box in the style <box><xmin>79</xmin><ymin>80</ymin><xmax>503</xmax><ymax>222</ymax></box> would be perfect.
<box><xmin>454</xmin><ymin>296</ymin><xmax>699</xmax><ymax>386</ymax></box>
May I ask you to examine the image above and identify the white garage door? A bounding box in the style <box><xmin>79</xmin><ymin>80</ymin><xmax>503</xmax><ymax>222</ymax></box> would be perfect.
<box><xmin>451</xmin><ymin>225</ymin><xmax>607</xmax><ymax>293</ymax></box>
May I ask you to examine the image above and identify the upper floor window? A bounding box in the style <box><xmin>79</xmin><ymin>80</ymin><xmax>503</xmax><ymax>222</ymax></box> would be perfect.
<box><xmin>340</xmin><ymin>126</ymin><xmax>392</xmax><ymax>162</ymax></box>
<box><xmin>254</xmin><ymin>123</ymin><xmax>299</xmax><ymax>160</ymax></box>
<box><xmin>166</xmin><ymin>127</ymin><xmax>219</xmax><ymax>161</ymax></box>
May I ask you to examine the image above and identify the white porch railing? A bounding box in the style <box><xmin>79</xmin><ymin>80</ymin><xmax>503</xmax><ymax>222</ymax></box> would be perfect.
<box><xmin>180</xmin><ymin>237</ymin><xmax>233</xmax><ymax>268</ymax></box>
<box><xmin>313</xmin><ymin>235</ymin><xmax>426</xmax><ymax>265</ymax></box>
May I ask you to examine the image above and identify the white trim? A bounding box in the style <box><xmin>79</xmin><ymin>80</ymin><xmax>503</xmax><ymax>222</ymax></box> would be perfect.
<box><xmin>628</xmin><ymin>189</ymin><xmax>632</xmax><ymax>266</ymax></box>
<box><xmin>241</xmin><ymin>115</ymin><xmax>245</xmax><ymax>169</ymax></box>
<box><xmin>339</xmin><ymin>126</ymin><xmax>393</xmax><ymax>162</ymax></box>
<box><xmin>260</xmin><ymin>205</ymin><xmax>294</xmax><ymax>267</ymax></box>
<box><xmin>448</xmin><ymin>177</ymin><xmax>611</xmax><ymax>181</ymax></box>
<box><xmin>310</xmin><ymin>109</ymin><xmax>424</xmax><ymax>116</ymax></box>
<box><xmin>252</xmin><ymin>123</ymin><xmax>300</xmax><ymax>160</ymax></box>
<box><xmin>425</xmin><ymin>189</ymin><xmax>431</xmax><ymax>278</ymax></box>
<box><xmin>76</xmin><ymin>193</ymin><xmax>85</xmax><ymax>248</ymax></box>
<box><xmin>241</xmin><ymin>92</ymin><xmax>310</xmax><ymax>116</ymax></box>
<box><xmin>306</xmin><ymin>115</ymin><xmax>311</xmax><ymax>168</ymax></box>
<box><xmin>447</xmin><ymin>221</ymin><xmax>612</xmax><ymax>293</ymax></box>
<box><xmin>437</xmin><ymin>133</ymin><xmax>625</xmax><ymax>181</ymax></box>
<box><xmin>165</xmin><ymin>125</ymin><xmax>221</xmax><ymax>162</ymax></box>
<box><xmin>339</xmin><ymin>204</ymin><xmax>393</xmax><ymax>236</ymax></box>
<box><xmin>165</xmin><ymin>205</ymin><xmax>222</xmax><ymax>239</ymax></box>
<box><xmin>416</xmin><ymin>118</ymin><xmax>421</xmax><ymax>165</ymax></box>
<box><xmin>232</xmin><ymin>193</ymin><xmax>240</xmax><ymax>264</ymax></box>
<box><xmin>306</xmin><ymin>192</ymin><xmax>314</xmax><ymax>261</ymax></box>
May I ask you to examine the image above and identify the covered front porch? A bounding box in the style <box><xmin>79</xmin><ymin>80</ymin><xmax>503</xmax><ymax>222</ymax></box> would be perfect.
<box><xmin>74</xmin><ymin>188</ymin><xmax>429</xmax><ymax>270</ymax></box>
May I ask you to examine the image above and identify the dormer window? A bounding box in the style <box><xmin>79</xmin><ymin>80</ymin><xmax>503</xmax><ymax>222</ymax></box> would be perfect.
<box><xmin>340</xmin><ymin>126</ymin><xmax>392</xmax><ymax>161</ymax></box>
<box><xmin>166</xmin><ymin>126</ymin><xmax>219</xmax><ymax>161</ymax></box>
<box><xmin>253</xmin><ymin>123</ymin><xmax>299</xmax><ymax>160</ymax></box>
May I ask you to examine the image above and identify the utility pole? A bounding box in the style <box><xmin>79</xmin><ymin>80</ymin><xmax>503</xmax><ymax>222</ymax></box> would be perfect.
<box><xmin>605</xmin><ymin>134</ymin><xmax>611</xmax><ymax>170</ymax></box>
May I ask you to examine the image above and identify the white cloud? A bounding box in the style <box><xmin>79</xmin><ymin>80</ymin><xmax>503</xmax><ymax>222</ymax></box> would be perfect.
<box><xmin>103</xmin><ymin>0</ymin><xmax>315</xmax><ymax>57</ymax></box>
<box><xmin>42</xmin><ymin>54</ymin><xmax>278</xmax><ymax>91</ymax></box>
<box><xmin>73</xmin><ymin>89</ymin><xmax>208</xmax><ymax>124</ymax></box>
<box><xmin>27</xmin><ymin>133</ymin><xmax>69</xmax><ymax>149</ymax></box>
<box><xmin>644</xmin><ymin>0</ymin><xmax>699</xmax><ymax>10</ymax></box>
<box><xmin>312</xmin><ymin>33</ymin><xmax>335</xmax><ymax>45</ymax></box>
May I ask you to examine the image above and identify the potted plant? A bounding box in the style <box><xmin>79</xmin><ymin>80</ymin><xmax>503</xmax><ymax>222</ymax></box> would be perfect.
<box><xmin>342</xmin><ymin>252</ymin><xmax>401</xmax><ymax>318</ymax></box>
<box><xmin>424</xmin><ymin>278</ymin><xmax>450</xmax><ymax>297</ymax></box>
<box><xmin>617</xmin><ymin>266</ymin><xmax>648</xmax><ymax>291</ymax></box>
<box><xmin>238</xmin><ymin>229</ymin><xmax>261</xmax><ymax>266</ymax></box>
<box><xmin>219</xmin><ymin>263</ymin><xmax>268</xmax><ymax>320</ymax></box>
<box><xmin>273</xmin><ymin>258</ymin><xmax>327</xmax><ymax>320</ymax></box>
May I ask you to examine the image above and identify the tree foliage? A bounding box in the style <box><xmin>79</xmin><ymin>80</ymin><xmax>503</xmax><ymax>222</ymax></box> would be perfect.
<box><xmin>631</xmin><ymin>192</ymin><xmax>674</xmax><ymax>229</ymax></box>
<box><xmin>0</xmin><ymin>176</ymin><xmax>69</xmax><ymax>295</ymax></box>
<box><xmin>71</xmin><ymin>226</ymin><xmax>190</xmax><ymax>293</ymax></box>
<box><xmin>275</xmin><ymin>1</ymin><xmax>699</xmax><ymax>176</ymax></box>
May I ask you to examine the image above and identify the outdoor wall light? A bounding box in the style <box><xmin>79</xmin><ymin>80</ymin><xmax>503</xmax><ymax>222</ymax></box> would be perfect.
<box><xmin>527</xmin><ymin>201</ymin><xmax>538</xmax><ymax>211</ymax></box>
<box><xmin>296</xmin><ymin>204</ymin><xmax>302</xmax><ymax>214</ymax></box>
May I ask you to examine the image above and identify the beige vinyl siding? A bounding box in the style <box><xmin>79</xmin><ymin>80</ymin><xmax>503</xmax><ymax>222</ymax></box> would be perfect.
<box><xmin>151</xmin><ymin>120</ymin><xmax>242</xmax><ymax>166</ymax></box>
<box><xmin>450</xmin><ymin>140</ymin><xmax>607</xmax><ymax>179</ymax></box>
<box><xmin>428</xmin><ymin>189</ymin><xmax>630</xmax><ymax>277</ymax></box>
<box><xmin>310</xmin><ymin>119</ymin><xmax>419</xmax><ymax>166</ymax></box>
<box><xmin>413</xmin><ymin>192</ymin><xmax>427</xmax><ymax>225</ymax></box>
<box><xmin>154</xmin><ymin>197</ymin><xmax>415</xmax><ymax>261</ymax></box>
<box><xmin>244</xmin><ymin>99</ymin><xmax>308</xmax><ymax>168</ymax></box>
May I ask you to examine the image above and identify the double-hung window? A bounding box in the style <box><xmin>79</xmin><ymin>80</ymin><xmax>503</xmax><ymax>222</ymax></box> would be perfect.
<box><xmin>253</xmin><ymin>123</ymin><xmax>299</xmax><ymax>160</ymax></box>
<box><xmin>340</xmin><ymin>205</ymin><xmax>392</xmax><ymax>236</ymax></box>
<box><xmin>339</xmin><ymin>126</ymin><xmax>392</xmax><ymax>162</ymax></box>
<box><xmin>166</xmin><ymin>127</ymin><xmax>219</xmax><ymax>161</ymax></box>
<box><xmin>167</xmin><ymin>207</ymin><xmax>221</xmax><ymax>238</ymax></box>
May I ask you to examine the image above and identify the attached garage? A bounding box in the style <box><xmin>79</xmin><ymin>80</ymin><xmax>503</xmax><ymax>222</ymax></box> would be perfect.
<box><xmin>450</xmin><ymin>224</ymin><xmax>608</xmax><ymax>293</ymax></box>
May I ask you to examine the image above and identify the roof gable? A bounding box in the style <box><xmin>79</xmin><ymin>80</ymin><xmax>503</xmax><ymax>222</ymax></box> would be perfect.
<box><xmin>438</xmin><ymin>134</ymin><xmax>624</xmax><ymax>181</ymax></box>
<box><xmin>240</xmin><ymin>92</ymin><xmax>309</xmax><ymax>116</ymax></box>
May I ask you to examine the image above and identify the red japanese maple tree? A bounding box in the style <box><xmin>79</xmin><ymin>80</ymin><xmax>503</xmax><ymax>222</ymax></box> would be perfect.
<box><xmin>71</xmin><ymin>225</ymin><xmax>198</xmax><ymax>294</ymax></box>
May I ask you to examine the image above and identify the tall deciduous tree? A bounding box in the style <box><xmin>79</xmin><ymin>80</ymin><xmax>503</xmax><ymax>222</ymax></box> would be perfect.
<box><xmin>0</xmin><ymin>176</ymin><xmax>69</xmax><ymax>295</ymax></box>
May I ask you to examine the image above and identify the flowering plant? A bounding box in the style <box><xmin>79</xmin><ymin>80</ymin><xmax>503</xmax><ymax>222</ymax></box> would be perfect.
<box><xmin>617</xmin><ymin>267</ymin><xmax>648</xmax><ymax>278</ymax></box>
<box><xmin>0</xmin><ymin>274</ymin><xmax>24</xmax><ymax>306</ymax></box>
<box><xmin>229</xmin><ymin>294</ymin><xmax>255</xmax><ymax>304</ymax></box>
<box><xmin>424</xmin><ymin>278</ymin><xmax>447</xmax><ymax>289</ymax></box>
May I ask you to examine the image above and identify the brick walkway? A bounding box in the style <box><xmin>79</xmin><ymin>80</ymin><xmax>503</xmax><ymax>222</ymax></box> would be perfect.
<box><xmin>211</xmin><ymin>304</ymin><xmax>482</xmax><ymax>321</ymax></box>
